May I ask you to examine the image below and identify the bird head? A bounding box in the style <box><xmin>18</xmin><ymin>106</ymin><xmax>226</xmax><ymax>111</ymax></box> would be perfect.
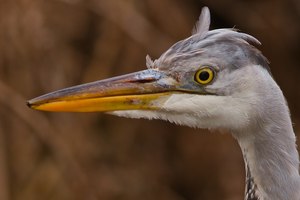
<box><xmin>27</xmin><ymin>7</ymin><xmax>271</xmax><ymax>131</ymax></box>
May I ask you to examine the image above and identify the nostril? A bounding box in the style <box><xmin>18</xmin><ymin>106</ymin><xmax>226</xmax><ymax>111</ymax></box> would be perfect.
<box><xmin>127</xmin><ymin>77</ymin><xmax>157</xmax><ymax>84</ymax></box>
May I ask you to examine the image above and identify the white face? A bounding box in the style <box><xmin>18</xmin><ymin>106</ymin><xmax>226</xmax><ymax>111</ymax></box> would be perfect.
<box><xmin>111</xmin><ymin>65</ymin><xmax>273</xmax><ymax>131</ymax></box>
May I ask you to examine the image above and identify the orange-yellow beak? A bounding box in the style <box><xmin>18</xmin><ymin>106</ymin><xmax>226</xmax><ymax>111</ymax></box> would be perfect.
<box><xmin>27</xmin><ymin>69</ymin><xmax>177</xmax><ymax>112</ymax></box>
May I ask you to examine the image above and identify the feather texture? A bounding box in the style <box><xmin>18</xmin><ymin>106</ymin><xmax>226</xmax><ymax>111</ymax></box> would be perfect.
<box><xmin>192</xmin><ymin>6</ymin><xmax>210</xmax><ymax>38</ymax></box>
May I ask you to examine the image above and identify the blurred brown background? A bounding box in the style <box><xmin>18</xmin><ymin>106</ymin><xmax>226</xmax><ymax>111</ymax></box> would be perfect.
<box><xmin>0</xmin><ymin>0</ymin><xmax>299</xmax><ymax>200</ymax></box>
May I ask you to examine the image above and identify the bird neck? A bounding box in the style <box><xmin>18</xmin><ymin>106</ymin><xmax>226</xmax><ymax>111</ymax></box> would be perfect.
<box><xmin>234</xmin><ymin>109</ymin><xmax>300</xmax><ymax>200</ymax></box>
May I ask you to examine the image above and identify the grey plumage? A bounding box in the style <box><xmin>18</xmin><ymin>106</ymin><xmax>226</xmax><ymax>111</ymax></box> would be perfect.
<box><xmin>192</xmin><ymin>6</ymin><xmax>210</xmax><ymax>37</ymax></box>
<box><xmin>27</xmin><ymin>6</ymin><xmax>300</xmax><ymax>200</ymax></box>
<box><xmin>154</xmin><ymin>26</ymin><xmax>269</xmax><ymax>73</ymax></box>
<box><xmin>129</xmin><ymin>7</ymin><xmax>300</xmax><ymax>199</ymax></box>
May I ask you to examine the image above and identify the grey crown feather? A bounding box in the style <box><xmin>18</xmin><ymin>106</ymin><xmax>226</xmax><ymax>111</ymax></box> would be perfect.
<box><xmin>147</xmin><ymin>7</ymin><xmax>269</xmax><ymax>73</ymax></box>
<box><xmin>192</xmin><ymin>6</ymin><xmax>210</xmax><ymax>38</ymax></box>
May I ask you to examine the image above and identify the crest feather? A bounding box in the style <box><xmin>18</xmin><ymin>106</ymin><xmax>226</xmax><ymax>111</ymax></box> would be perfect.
<box><xmin>146</xmin><ymin>55</ymin><xmax>155</xmax><ymax>69</ymax></box>
<box><xmin>192</xmin><ymin>7</ymin><xmax>211</xmax><ymax>38</ymax></box>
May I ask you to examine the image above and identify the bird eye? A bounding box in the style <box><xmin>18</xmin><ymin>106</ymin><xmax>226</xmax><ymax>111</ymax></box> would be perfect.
<box><xmin>194</xmin><ymin>67</ymin><xmax>215</xmax><ymax>85</ymax></box>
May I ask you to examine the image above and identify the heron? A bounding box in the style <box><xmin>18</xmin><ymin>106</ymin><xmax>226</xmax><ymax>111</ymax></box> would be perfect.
<box><xmin>27</xmin><ymin>7</ymin><xmax>300</xmax><ymax>200</ymax></box>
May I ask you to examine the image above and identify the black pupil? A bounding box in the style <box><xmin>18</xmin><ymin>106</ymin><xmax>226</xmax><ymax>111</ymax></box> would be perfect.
<box><xmin>199</xmin><ymin>71</ymin><xmax>210</xmax><ymax>81</ymax></box>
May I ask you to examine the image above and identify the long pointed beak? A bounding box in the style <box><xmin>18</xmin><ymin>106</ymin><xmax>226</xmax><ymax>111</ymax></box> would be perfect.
<box><xmin>27</xmin><ymin>69</ymin><xmax>177</xmax><ymax>112</ymax></box>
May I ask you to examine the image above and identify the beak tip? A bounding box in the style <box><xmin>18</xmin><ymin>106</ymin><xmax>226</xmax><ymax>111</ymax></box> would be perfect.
<box><xmin>26</xmin><ymin>100</ymin><xmax>32</xmax><ymax>108</ymax></box>
<box><xmin>27</xmin><ymin>99</ymin><xmax>38</xmax><ymax>109</ymax></box>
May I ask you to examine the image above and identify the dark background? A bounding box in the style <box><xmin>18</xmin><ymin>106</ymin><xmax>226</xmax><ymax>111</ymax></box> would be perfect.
<box><xmin>0</xmin><ymin>0</ymin><xmax>299</xmax><ymax>200</ymax></box>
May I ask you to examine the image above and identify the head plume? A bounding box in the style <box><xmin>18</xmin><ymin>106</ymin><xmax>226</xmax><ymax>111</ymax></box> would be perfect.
<box><xmin>147</xmin><ymin>7</ymin><xmax>269</xmax><ymax>72</ymax></box>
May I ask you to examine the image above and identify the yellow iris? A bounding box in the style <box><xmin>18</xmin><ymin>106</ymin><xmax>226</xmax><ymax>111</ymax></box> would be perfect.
<box><xmin>194</xmin><ymin>67</ymin><xmax>215</xmax><ymax>85</ymax></box>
